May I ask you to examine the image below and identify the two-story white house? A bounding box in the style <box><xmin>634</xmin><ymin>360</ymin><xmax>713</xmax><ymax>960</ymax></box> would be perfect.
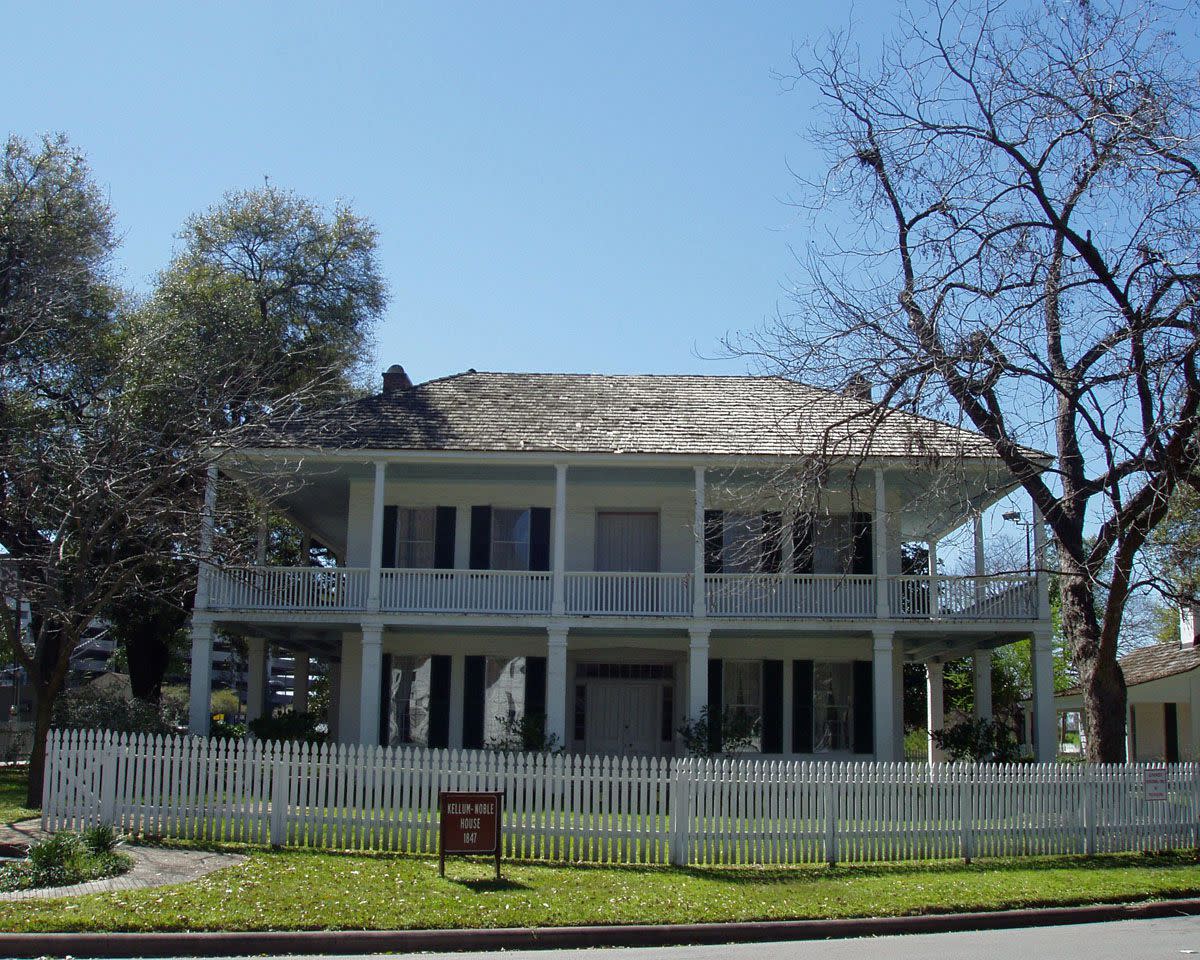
<box><xmin>187</xmin><ymin>368</ymin><xmax>1058</xmax><ymax>761</ymax></box>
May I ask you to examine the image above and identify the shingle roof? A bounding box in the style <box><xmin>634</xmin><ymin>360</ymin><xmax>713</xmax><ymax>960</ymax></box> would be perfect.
<box><xmin>256</xmin><ymin>371</ymin><xmax>1020</xmax><ymax>459</ymax></box>
<box><xmin>1061</xmin><ymin>643</ymin><xmax>1200</xmax><ymax>696</ymax></box>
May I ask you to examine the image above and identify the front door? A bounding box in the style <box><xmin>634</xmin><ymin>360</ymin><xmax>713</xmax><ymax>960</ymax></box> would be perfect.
<box><xmin>585</xmin><ymin>681</ymin><xmax>659</xmax><ymax>755</ymax></box>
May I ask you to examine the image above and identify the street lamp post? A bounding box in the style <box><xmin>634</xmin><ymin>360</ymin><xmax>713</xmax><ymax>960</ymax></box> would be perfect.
<box><xmin>1002</xmin><ymin>510</ymin><xmax>1033</xmax><ymax>573</ymax></box>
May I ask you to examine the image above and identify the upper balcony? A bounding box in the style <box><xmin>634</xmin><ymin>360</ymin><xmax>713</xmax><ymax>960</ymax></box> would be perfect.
<box><xmin>205</xmin><ymin>565</ymin><xmax>1038</xmax><ymax>622</ymax></box>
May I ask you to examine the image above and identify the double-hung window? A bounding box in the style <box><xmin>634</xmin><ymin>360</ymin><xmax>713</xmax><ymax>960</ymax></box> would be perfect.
<box><xmin>813</xmin><ymin>661</ymin><xmax>854</xmax><ymax>753</ymax></box>
<box><xmin>394</xmin><ymin>507</ymin><xmax>436</xmax><ymax>568</ymax></box>
<box><xmin>491</xmin><ymin>508</ymin><xmax>531</xmax><ymax>570</ymax></box>
<box><xmin>723</xmin><ymin>659</ymin><xmax>763</xmax><ymax>751</ymax></box>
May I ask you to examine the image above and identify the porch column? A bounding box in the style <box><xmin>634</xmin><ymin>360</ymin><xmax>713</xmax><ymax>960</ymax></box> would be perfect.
<box><xmin>359</xmin><ymin>623</ymin><xmax>384</xmax><ymax>746</ymax></box>
<box><xmin>693</xmin><ymin>466</ymin><xmax>707</xmax><ymax>619</ymax></box>
<box><xmin>546</xmin><ymin>627</ymin><xmax>569</xmax><ymax>748</ymax></box>
<box><xmin>974</xmin><ymin>513</ymin><xmax>986</xmax><ymax>606</ymax></box>
<box><xmin>873</xmin><ymin>469</ymin><xmax>889</xmax><ymax>619</ymax></box>
<box><xmin>188</xmin><ymin>618</ymin><xmax>214</xmax><ymax>736</ymax></box>
<box><xmin>367</xmin><ymin>460</ymin><xmax>387</xmax><ymax>612</ymax></box>
<box><xmin>194</xmin><ymin>463</ymin><xmax>218</xmax><ymax>611</ymax></box>
<box><xmin>246</xmin><ymin>636</ymin><xmax>268</xmax><ymax>725</ymax></box>
<box><xmin>1031</xmin><ymin>627</ymin><xmax>1056</xmax><ymax>760</ymax></box>
<box><xmin>973</xmin><ymin>649</ymin><xmax>993</xmax><ymax>723</ymax></box>
<box><xmin>552</xmin><ymin>464</ymin><xmax>568</xmax><ymax>616</ymax></box>
<box><xmin>926</xmin><ymin>659</ymin><xmax>945</xmax><ymax>763</ymax></box>
<box><xmin>1033</xmin><ymin>500</ymin><xmax>1051</xmax><ymax>622</ymax></box>
<box><xmin>292</xmin><ymin>653</ymin><xmax>310</xmax><ymax>713</ymax></box>
<box><xmin>872</xmin><ymin>627</ymin><xmax>897</xmax><ymax>760</ymax></box>
<box><xmin>927</xmin><ymin>538</ymin><xmax>939</xmax><ymax>615</ymax></box>
<box><xmin>687</xmin><ymin>627</ymin><xmax>710</xmax><ymax>721</ymax></box>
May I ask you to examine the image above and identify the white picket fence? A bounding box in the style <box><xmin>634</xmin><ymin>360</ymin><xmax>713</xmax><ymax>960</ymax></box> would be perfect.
<box><xmin>42</xmin><ymin>729</ymin><xmax>1200</xmax><ymax>866</ymax></box>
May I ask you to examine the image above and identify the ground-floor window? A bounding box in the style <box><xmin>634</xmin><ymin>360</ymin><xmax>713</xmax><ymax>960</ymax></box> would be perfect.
<box><xmin>388</xmin><ymin>655</ymin><xmax>433</xmax><ymax>746</ymax></box>
<box><xmin>483</xmin><ymin>656</ymin><xmax>526</xmax><ymax>744</ymax></box>
<box><xmin>813</xmin><ymin>661</ymin><xmax>853</xmax><ymax>753</ymax></box>
<box><xmin>723</xmin><ymin>659</ymin><xmax>763</xmax><ymax>751</ymax></box>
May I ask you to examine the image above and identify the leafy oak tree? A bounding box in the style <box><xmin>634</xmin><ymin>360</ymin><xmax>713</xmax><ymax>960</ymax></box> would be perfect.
<box><xmin>747</xmin><ymin>0</ymin><xmax>1200</xmax><ymax>759</ymax></box>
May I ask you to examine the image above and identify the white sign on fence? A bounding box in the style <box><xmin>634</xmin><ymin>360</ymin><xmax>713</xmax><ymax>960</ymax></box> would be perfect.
<box><xmin>1144</xmin><ymin>766</ymin><xmax>1169</xmax><ymax>802</ymax></box>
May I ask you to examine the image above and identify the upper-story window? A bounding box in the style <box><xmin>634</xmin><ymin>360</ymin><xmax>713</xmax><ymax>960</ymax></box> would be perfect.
<box><xmin>595</xmin><ymin>511</ymin><xmax>659</xmax><ymax>572</ymax></box>
<box><xmin>491</xmin><ymin>508</ymin><xmax>532</xmax><ymax>570</ymax></box>
<box><xmin>394</xmin><ymin>507</ymin><xmax>436</xmax><ymax>568</ymax></box>
<box><xmin>705</xmin><ymin>511</ymin><xmax>783</xmax><ymax>574</ymax></box>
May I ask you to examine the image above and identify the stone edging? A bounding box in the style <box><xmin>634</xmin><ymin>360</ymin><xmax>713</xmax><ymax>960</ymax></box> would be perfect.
<box><xmin>1</xmin><ymin>895</ymin><xmax>1198</xmax><ymax>958</ymax></box>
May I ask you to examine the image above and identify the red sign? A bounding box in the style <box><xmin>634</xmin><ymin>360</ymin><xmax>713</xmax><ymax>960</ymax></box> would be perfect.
<box><xmin>439</xmin><ymin>790</ymin><xmax>502</xmax><ymax>878</ymax></box>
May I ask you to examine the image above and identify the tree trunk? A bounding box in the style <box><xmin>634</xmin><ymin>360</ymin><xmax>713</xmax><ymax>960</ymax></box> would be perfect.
<box><xmin>124</xmin><ymin>610</ymin><xmax>179</xmax><ymax>702</ymax></box>
<box><xmin>1059</xmin><ymin>569</ymin><xmax>1128</xmax><ymax>762</ymax></box>
<box><xmin>25</xmin><ymin>695</ymin><xmax>53</xmax><ymax>809</ymax></box>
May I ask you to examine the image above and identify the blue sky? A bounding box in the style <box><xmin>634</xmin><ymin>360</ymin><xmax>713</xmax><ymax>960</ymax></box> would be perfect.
<box><xmin>3</xmin><ymin>2</ymin><xmax>860</xmax><ymax>384</ymax></box>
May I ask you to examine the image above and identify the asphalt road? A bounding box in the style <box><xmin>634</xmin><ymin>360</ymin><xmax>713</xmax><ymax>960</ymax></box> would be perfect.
<box><xmin>257</xmin><ymin>915</ymin><xmax>1200</xmax><ymax>960</ymax></box>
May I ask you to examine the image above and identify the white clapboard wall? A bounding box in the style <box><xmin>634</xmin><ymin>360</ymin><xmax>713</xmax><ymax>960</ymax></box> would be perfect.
<box><xmin>42</xmin><ymin>729</ymin><xmax>1200</xmax><ymax>866</ymax></box>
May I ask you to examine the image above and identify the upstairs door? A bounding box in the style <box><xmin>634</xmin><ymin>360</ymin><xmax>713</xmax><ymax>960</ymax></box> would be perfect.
<box><xmin>595</xmin><ymin>512</ymin><xmax>659</xmax><ymax>572</ymax></box>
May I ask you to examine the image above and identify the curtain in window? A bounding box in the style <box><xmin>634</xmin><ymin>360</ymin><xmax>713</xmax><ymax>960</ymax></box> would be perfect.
<box><xmin>813</xmin><ymin>661</ymin><xmax>854</xmax><ymax>753</ymax></box>
<box><xmin>482</xmin><ymin>657</ymin><xmax>527</xmax><ymax>745</ymax></box>
<box><xmin>722</xmin><ymin>659</ymin><xmax>763</xmax><ymax>751</ymax></box>
<box><xmin>595</xmin><ymin>512</ymin><xmax>659</xmax><ymax>571</ymax></box>
<box><xmin>721</xmin><ymin>514</ymin><xmax>764</xmax><ymax>573</ymax></box>
<box><xmin>395</xmin><ymin>508</ymin><xmax>436</xmax><ymax>568</ymax></box>
<box><xmin>388</xmin><ymin>655</ymin><xmax>432</xmax><ymax>746</ymax></box>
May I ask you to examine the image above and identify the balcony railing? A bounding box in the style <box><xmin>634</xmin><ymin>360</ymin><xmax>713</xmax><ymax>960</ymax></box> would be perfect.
<box><xmin>204</xmin><ymin>566</ymin><xmax>1039</xmax><ymax>622</ymax></box>
<box><xmin>565</xmin><ymin>572</ymin><xmax>691</xmax><ymax>616</ymax></box>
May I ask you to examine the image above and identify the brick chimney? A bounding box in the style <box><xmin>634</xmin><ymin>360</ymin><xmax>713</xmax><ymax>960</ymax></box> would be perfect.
<box><xmin>1181</xmin><ymin>604</ymin><xmax>1199</xmax><ymax>649</ymax></box>
<box><xmin>382</xmin><ymin>364</ymin><xmax>412</xmax><ymax>395</ymax></box>
<box><xmin>844</xmin><ymin>373</ymin><xmax>872</xmax><ymax>402</ymax></box>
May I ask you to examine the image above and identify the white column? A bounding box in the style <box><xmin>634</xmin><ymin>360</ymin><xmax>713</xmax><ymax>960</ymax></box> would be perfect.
<box><xmin>927</xmin><ymin>538</ymin><xmax>939</xmax><ymax>615</ymax></box>
<box><xmin>367</xmin><ymin>461</ymin><xmax>387</xmax><ymax>611</ymax></box>
<box><xmin>359</xmin><ymin>623</ymin><xmax>384</xmax><ymax>746</ymax></box>
<box><xmin>448</xmin><ymin>653</ymin><xmax>466</xmax><ymax>749</ymax></box>
<box><xmin>552</xmin><ymin>464</ymin><xmax>568</xmax><ymax>616</ymax></box>
<box><xmin>872</xmin><ymin>628</ymin><xmax>896</xmax><ymax>760</ymax></box>
<box><xmin>1031</xmin><ymin>627</ymin><xmax>1056</xmax><ymax>760</ymax></box>
<box><xmin>292</xmin><ymin>653</ymin><xmax>310</xmax><ymax>713</ymax></box>
<box><xmin>693</xmin><ymin>466</ymin><xmax>707</xmax><ymax>619</ymax></box>
<box><xmin>546</xmin><ymin>627</ymin><xmax>569</xmax><ymax>748</ymax></box>
<box><xmin>688</xmin><ymin>627</ymin><xmax>710</xmax><ymax>720</ymax></box>
<box><xmin>188</xmin><ymin>619</ymin><xmax>214</xmax><ymax>736</ymax></box>
<box><xmin>1033</xmin><ymin>500</ymin><xmax>1051</xmax><ymax>622</ymax></box>
<box><xmin>926</xmin><ymin>659</ymin><xmax>945</xmax><ymax>763</ymax></box>
<box><xmin>874</xmin><ymin>468</ymin><xmax>889</xmax><ymax>619</ymax></box>
<box><xmin>973</xmin><ymin>513</ymin><xmax>986</xmax><ymax>608</ymax></box>
<box><xmin>194</xmin><ymin>463</ymin><xmax>218</xmax><ymax>610</ymax></box>
<box><xmin>973</xmin><ymin>649</ymin><xmax>993</xmax><ymax>723</ymax></box>
<box><xmin>246</xmin><ymin>636</ymin><xmax>267</xmax><ymax>725</ymax></box>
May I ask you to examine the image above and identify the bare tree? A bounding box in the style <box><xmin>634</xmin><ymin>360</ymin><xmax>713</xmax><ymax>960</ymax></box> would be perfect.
<box><xmin>739</xmin><ymin>0</ymin><xmax>1200</xmax><ymax>760</ymax></box>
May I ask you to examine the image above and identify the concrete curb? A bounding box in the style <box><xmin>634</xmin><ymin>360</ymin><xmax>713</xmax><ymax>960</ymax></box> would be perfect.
<box><xmin>6</xmin><ymin>896</ymin><xmax>1200</xmax><ymax>958</ymax></box>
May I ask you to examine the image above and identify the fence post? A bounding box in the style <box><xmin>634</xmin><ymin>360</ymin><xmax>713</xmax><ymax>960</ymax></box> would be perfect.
<box><xmin>959</xmin><ymin>766</ymin><xmax>974</xmax><ymax>864</ymax></box>
<box><xmin>824</xmin><ymin>773</ymin><xmax>838</xmax><ymax>867</ymax></box>
<box><xmin>269</xmin><ymin>750</ymin><xmax>287</xmax><ymax>848</ymax></box>
<box><xmin>669</xmin><ymin>758</ymin><xmax>691</xmax><ymax>867</ymax></box>
<box><xmin>1084</xmin><ymin>766</ymin><xmax>1097</xmax><ymax>856</ymax></box>
<box><xmin>98</xmin><ymin>734</ymin><xmax>118</xmax><ymax>827</ymax></box>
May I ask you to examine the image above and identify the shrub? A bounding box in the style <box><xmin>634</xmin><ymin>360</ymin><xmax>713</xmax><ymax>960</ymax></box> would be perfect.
<box><xmin>931</xmin><ymin>717</ymin><xmax>1021</xmax><ymax>762</ymax></box>
<box><xmin>52</xmin><ymin>686</ymin><xmax>172</xmax><ymax>735</ymax></box>
<box><xmin>1</xmin><ymin>830</ymin><xmax>132</xmax><ymax>893</ymax></box>
<box><xmin>26</xmin><ymin>833</ymin><xmax>85</xmax><ymax>885</ymax></box>
<box><xmin>249</xmin><ymin>710</ymin><xmax>325</xmax><ymax>744</ymax></box>
<box><xmin>80</xmin><ymin>824</ymin><xmax>120</xmax><ymax>855</ymax></box>
<box><xmin>488</xmin><ymin>713</ymin><xmax>561</xmax><ymax>753</ymax></box>
<box><xmin>678</xmin><ymin>706</ymin><xmax>762</xmax><ymax>757</ymax></box>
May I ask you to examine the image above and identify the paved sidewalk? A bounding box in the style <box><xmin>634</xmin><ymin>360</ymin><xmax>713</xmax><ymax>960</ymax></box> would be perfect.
<box><xmin>0</xmin><ymin>819</ymin><xmax>245</xmax><ymax>901</ymax></box>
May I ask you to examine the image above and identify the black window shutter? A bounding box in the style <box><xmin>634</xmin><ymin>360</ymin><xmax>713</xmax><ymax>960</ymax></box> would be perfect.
<box><xmin>462</xmin><ymin>656</ymin><xmax>486</xmax><ymax>750</ymax></box>
<box><xmin>707</xmin><ymin>658</ymin><xmax>723</xmax><ymax>753</ymax></box>
<box><xmin>762</xmin><ymin>659</ymin><xmax>784</xmax><ymax>753</ymax></box>
<box><xmin>1165</xmin><ymin>702</ymin><xmax>1179</xmax><ymax>763</ymax></box>
<box><xmin>761</xmin><ymin>512</ymin><xmax>783</xmax><ymax>573</ymax></box>
<box><xmin>428</xmin><ymin>655</ymin><xmax>452</xmax><ymax>748</ymax></box>
<box><xmin>379</xmin><ymin>654</ymin><xmax>392</xmax><ymax>747</ymax></box>
<box><xmin>792</xmin><ymin>514</ymin><xmax>814</xmax><ymax>574</ymax></box>
<box><xmin>525</xmin><ymin>656</ymin><xmax>547</xmax><ymax>718</ymax></box>
<box><xmin>381</xmin><ymin>505</ymin><xmax>398</xmax><ymax>568</ymax></box>
<box><xmin>529</xmin><ymin>507</ymin><xmax>552</xmax><ymax>571</ymax></box>
<box><xmin>434</xmin><ymin>506</ymin><xmax>456</xmax><ymax>569</ymax></box>
<box><xmin>852</xmin><ymin>512</ymin><xmax>874</xmax><ymax>574</ymax></box>
<box><xmin>793</xmin><ymin>660</ymin><xmax>814</xmax><ymax>753</ymax></box>
<box><xmin>469</xmin><ymin>506</ymin><xmax>492</xmax><ymax>569</ymax></box>
<box><xmin>853</xmin><ymin>659</ymin><xmax>874</xmax><ymax>754</ymax></box>
<box><xmin>704</xmin><ymin>510</ymin><xmax>724</xmax><ymax>574</ymax></box>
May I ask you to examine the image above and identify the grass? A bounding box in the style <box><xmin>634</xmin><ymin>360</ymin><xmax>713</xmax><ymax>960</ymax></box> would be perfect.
<box><xmin>0</xmin><ymin>844</ymin><xmax>1197</xmax><ymax>932</ymax></box>
<box><xmin>0</xmin><ymin>765</ymin><xmax>37</xmax><ymax>826</ymax></box>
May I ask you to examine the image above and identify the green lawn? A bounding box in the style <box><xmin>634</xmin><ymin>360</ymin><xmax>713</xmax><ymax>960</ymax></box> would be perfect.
<box><xmin>1</xmin><ymin>845</ymin><xmax>1198</xmax><ymax>933</ymax></box>
<box><xmin>0</xmin><ymin>766</ymin><xmax>37</xmax><ymax>826</ymax></box>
